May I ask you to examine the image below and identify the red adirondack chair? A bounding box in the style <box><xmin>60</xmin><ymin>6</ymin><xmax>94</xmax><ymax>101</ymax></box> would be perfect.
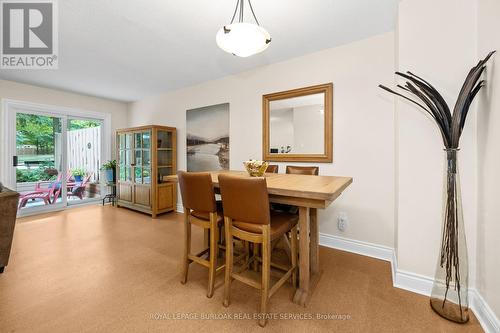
<box><xmin>67</xmin><ymin>173</ymin><xmax>93</xmax><ymax>200</ymax></box>
<box><xmin>19</xmin><ymin>171</ymin><xmax>67</xmax><ymax>210</ymax></box>
<box><xmin>33</xmin><ymin>172</ymin><xmax>64</xmax><ymax>195</ymax></box>
<box><xmin>18</xmin><ymin>183</ymin><xmax>62</xmax><ymax>209</ymax></box>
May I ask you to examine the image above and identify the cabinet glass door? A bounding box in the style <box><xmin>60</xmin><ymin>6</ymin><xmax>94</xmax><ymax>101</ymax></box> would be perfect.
<box><xmin>157</xmin><ymin>130</ymin><xmax>173</xmax><ymax>183</ymax></box>
<box><xmin>119</xmin><ymin>133</ymin><xmax>133</xmax><ymax>182</ymax></box>
<box><xmin>132</xmin><ymin>130</ymin><xmax>151</xmax><ymax>185</ymax></box>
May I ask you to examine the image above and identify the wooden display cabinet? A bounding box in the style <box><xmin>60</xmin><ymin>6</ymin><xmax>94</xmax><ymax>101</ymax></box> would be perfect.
<box><xmin>116</xmin><ymin>125</ymin><xmax>176</xmax><ymax>217</ymax></box>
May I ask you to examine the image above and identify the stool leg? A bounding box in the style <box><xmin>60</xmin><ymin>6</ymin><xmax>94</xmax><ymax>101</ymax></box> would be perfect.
<box><xmin>259</xmin><ymin>226</ymin><xmax>271</xmax><ymax>327</ymax></box>
<box><xmin>207</xmin><ymin>213</ymin><xmax>218</xmax><ymax>298</ymax></box>
<box><xmin>253</xmin><ymin>243</ymin><xmax>260</xmax><ymax>272</ymax></box>
<box><xmin>244</xmin><ymin>241</ymin><xmax>250</xmax><ymax>265</ymax></box>
<box><xmin>181</xmin><ymin>210</ymin><xmax>191</xmax><ymax>284</ymax></box>
<box><xmin>223</xmin><ymin>217</ymin><xmax>233</xmax><ymax>307</ymax></box>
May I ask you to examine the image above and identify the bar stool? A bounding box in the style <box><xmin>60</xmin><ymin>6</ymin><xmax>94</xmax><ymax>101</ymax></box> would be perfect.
<box><xmin>265</xmin><ymin>164</ymin><xmax>279</xmax><ymax>173</ymax></box>
<box><xmin>273</xmin><ymin>166</ymin><xmax>320</xmax><ymax>261</ymax></box>
<box><xmin>286</xmin><ymin>165</ymin><xmax>319</xmax><ymax>175</ymax></box>
<box><xmin>218</xmin><ymin>174</ymin><xmax>298</xmax><ymax>327</ymax></box>
<box><xmin>177</xmin><ymin>171</ymin><xmax>224</xmax><ymax>298</ymax></box>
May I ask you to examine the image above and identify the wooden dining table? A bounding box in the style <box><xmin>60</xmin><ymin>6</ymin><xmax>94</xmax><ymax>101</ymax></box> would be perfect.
<box><xmin>164</xmin><ymin>170</ymin><xmax>353</xmax><ymax>306</ymax></box>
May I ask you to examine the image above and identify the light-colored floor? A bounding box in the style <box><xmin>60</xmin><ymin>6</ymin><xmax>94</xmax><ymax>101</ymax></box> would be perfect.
<box><xmin>1</xmin><ymin>205</ymin><xmax>482</xmax><ymax>332</ymax></box>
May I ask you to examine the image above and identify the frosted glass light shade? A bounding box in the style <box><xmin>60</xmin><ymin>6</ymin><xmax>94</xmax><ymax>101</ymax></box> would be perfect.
<box><xmin>216</xmin><ymin>22</ymin><xmax>271</xmax><ymax>57</ymax></box>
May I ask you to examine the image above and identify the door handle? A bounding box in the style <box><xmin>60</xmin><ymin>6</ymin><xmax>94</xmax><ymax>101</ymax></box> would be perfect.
<box><xmin>13</xmin><ymin>156</ymin><xmax>18</xmax><ymax>166</ymax></box>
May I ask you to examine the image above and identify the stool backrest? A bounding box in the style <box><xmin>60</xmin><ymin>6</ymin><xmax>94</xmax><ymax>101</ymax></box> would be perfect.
<box><xmin>285</xmin><ymin>165</ymin><xmax>319</xmax><ymax>175</ymax></box>
<box><xmin>218</xmin><ymin>174</ymin><xmax>270</xmax><ymax>225</ymax></box>
<box><xmin>265</xmin><ymin>164</ymin><xmax>279</xmax><ymax>173</ymax></box>
<box><xmin>177</xmin><ymin>171</ymin><xmax>216</xmax><ymax>213</ymax></box>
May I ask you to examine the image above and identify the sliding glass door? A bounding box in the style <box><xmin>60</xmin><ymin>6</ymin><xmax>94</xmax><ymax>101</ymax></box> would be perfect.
<box><xmin>8</xmin><ymin>103</ymin><xmax>108</xmax><ymax>217</ymax></box>
<box><xmin>67</xmin><ymin>118</ymin><xmax>103</xmax><ymax>205</ymax></box>
<box><xmin>15</xmin><ymin>112</ymin><xmax>67</xmax><ymax>214</ymax></box>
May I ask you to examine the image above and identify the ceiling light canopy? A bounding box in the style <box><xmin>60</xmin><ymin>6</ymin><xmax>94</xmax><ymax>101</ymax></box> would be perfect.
<box><xmin>216</xmin><ymin>0</ymin><xmax>271</xmax><ymax>58</ymax></box>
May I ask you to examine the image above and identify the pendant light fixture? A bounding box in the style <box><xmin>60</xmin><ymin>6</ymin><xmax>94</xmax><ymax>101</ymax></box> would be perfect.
<box><xmin>216</xmin><ymin>0</ymin><xmax>271</xmax><ymax>57</ymax></box>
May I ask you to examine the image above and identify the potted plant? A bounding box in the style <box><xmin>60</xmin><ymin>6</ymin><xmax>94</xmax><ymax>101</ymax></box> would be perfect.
<box><xmin>72</xmin><ymin>168</ymin><xmax>86</xmax><ymax>182</ymax></box>
<box><xmin>101</xmin><ymin>160</ymin><xmax>116</xmax><ymax>183</ymax></box>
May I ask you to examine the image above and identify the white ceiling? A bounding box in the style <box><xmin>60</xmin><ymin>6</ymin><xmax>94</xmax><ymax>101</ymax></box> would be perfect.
<box><xmin>0</xmin><ymin>0</ymin><xmax>400</xmax><ymax>102</ymax></box>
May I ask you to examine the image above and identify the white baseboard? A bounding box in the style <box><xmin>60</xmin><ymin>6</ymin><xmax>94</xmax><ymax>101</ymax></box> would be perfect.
<box><xmin>319</xmin><ymin>232</ymin><xmax>394</xmax><ymax>262</ymax></box>
<box><xmin>470</xmin><ymin>290</ymin><xmax>500</xmax><ymax>333</ymax></box>
<box><xmin>318</xmin><ymin>232</ymin><xmax>499</xmax><ymax>333</ymax></box>
<box><xmin>393</xmin><ymin>268</ymin><xmax>434</xmax><ymax>296</ymax></box>
<box><xmin>176</xmin><ymin>204</ymin><xmax>184</xmax><ymax>213</ymax></box>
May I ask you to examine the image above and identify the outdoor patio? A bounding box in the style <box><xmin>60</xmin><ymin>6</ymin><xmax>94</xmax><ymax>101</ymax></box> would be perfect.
<box><xmin>16</xmin><ymin>118</ymin><xmax>104</xmax><ymax>211</ymax></box>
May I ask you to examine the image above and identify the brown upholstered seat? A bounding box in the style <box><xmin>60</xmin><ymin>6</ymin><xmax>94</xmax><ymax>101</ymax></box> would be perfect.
<box><xmin>191</xmin><ymin>201</ymin><xmax>223</xmax><ymax>223</ymax></box>
<box><xmin>265</xmin><ymin>164</ymin><xmax>279</xmax><ymax>173</ymax></box>
<box><xmin>233</xmin><ymin>211</ymin><xmax>297</xmax><ymax>240</ymax></box>
<box><xmin>218</xmin><ymin>174</ymin><xmax>298</xmax><ymax>327</ymax></box>
<box><xmin>177</xmin><ymin>171</ymin><xmax>225</xmax><ymax>298</ymax></box>
<box><xmin>286</xmin><ymin>165</ymin><xmax>319</xmax><ymax>175</ymax></box>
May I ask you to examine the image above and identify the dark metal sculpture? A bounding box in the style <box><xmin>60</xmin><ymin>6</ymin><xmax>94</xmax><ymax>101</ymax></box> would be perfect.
<box><xmin>379</xmin><ymin>51</ymin><xmax>495</xmax><ymax>323</ymax></box>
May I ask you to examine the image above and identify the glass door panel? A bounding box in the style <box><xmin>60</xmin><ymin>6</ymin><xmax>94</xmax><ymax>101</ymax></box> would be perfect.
<box><xmin>142</xmin><ymin>131</ymin><xmax>151</xmax><ymax>149</ymax></box>
<box><xmin>158</xmin><ymin>167</ymin><xmax>172</xmax><ymax>184</ymax></box>
<box><xmin>119</xmin><ymin>135</ymin><xmax>126</xmax><ymax>182</ymax></box>
<box><xmin>143</xmin><ymin>150</ymin><xmax>151</xmax><ymax>166</ymax></box>
<box><xmin>143</xmin><ymin>168</ymin><xmax>151</xmax><ymax>184</ymax></box>
<box><xmin>134</xmin><ymin>132</ymin><xmax>142</xmax><ymax>148</ymax></box>
<box><xmin>157</xmin><ymin>131</ymin><xmax>172</xmax><ymax>148</ymax></box>
<box><xmin>67</xmin><ymin>118</ymin><xmax>103</xmax><ymax>204</ymax></box>
<box><xmin>134</xmin><ymin>150</ymin><xmax>142</xmax><ymax>166</ymax></box>
<box><xmin>157</xmin><ymin>150</ymin><xmax>172</xmax><ymax>166</ymax></box>
<box><xmin>125</xmin><ymin>133</ymin><xmax>132</xmax><ymax>149</ymax></box>
<box><xmin>157</xmin><ymin>130</ymin><xmax>173</xmax><ymax>184</ymax></box>
<box><xmin>134</xmin><ymin>167</ymin><xmax>142</xmax><ymax>183</ymax></box>
<box><xmin>16</xmin><ymin>113</ymin><xmax>66</xmax><ymax>213</ymax></box>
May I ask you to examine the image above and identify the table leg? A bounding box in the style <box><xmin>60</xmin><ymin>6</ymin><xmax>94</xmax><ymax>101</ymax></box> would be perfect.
<box><xmin>293</xmin><ymin>206</ymin><xmax>310</xmax><ymax>306</ymax></box>
<box><xmin>310</xmin><ymin>208</ymin><xmax>319</xmax><ymax>274</ymax></box>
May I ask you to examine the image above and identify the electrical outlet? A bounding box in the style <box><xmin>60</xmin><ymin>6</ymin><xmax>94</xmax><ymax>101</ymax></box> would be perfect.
<box><xmin>337</xmin><ymin>212</ymin><xmax>348</xmax><ymax>232</ymax></box>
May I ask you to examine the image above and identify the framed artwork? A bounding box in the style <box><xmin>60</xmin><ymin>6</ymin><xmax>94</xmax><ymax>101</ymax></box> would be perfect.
<box><xmin>186</xmin><ymin>103</ymin><xmax>229</xmax><ymax>171</ymax></box>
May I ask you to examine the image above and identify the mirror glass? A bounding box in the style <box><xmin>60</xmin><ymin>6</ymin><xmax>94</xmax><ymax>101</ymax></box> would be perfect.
<box><xmin>269</xmin><ymin>93</ymin><xmax>325</xmax><ymax>154</ymax></box>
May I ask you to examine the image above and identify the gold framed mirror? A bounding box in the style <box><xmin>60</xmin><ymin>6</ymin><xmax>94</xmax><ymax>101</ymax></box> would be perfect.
<box><xmin>262</xmin><ymin>83</ymin><xmax>333</xmax><ymax>162</ymax></box>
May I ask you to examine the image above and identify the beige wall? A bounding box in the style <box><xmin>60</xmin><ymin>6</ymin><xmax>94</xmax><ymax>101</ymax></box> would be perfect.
<box><xmin>129</xmin><ymin>32</ymin><xmax>397</xmax><ymax>247</ymax></box>
<box><xmin>396</xmin><ymin>0</ymin><xmax>478</xmax><ymax>282</ymax></box>
<box><xmin>398</xmin><ymin>0</ymin><xmax>500</xmax><ymax>321</ymax></box>
<box><xmin>0</xmin><ymin>79</ymin><xmax>128</xmax><ymax>184</ymax></box>
<box><xmin>477</xmin><ymin>0</ymin><xmax>500</xmax><ymax>318</ymax></box>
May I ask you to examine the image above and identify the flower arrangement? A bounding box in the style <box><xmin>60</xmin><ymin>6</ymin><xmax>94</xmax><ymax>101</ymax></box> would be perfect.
<box><xmin>243</xmin><ymin>160</ymin><xmax>269</xmax><ymax>177</ymax></box>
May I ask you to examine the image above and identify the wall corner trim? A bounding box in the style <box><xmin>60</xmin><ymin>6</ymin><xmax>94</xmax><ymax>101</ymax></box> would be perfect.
<box><xmin>470</xmin><ymin>289</ymin><xmax>500</xmax><ymax>333</ymax></box>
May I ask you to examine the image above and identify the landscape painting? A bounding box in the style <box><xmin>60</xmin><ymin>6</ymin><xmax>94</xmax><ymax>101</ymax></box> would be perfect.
<box><xmin>186</xmin><ymin>103</ymin><xmax>229</xmax><ymax>171</ymax></box>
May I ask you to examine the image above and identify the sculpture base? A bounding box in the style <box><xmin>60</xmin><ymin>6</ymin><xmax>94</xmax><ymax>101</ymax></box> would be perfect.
<box><xmin>430</xmin><ymin>297</ymin><xmax>469</xmax><ymax>324</ymax></box>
